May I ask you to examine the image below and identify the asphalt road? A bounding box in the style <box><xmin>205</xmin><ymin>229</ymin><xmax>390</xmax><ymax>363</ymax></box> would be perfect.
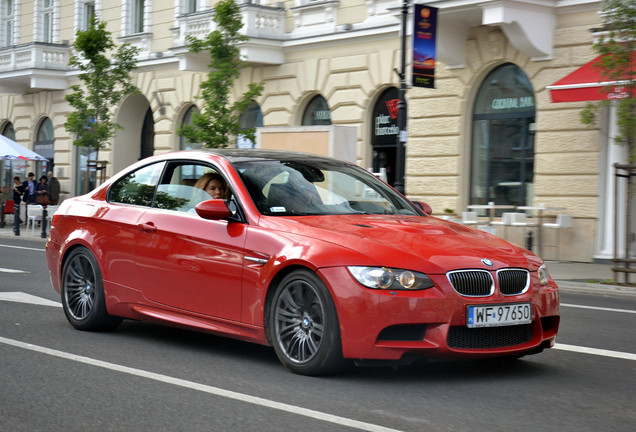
<box><xmin>1</xmin><ymin>235</ymin><xmax>635</xmax><ymax>432</ymax></box>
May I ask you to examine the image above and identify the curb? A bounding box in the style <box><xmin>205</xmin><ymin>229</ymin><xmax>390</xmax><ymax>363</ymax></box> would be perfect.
<box><xmin>555</xmin><ymin>279</ymin><xmax>636</xmax><ymax>297</ymax></box>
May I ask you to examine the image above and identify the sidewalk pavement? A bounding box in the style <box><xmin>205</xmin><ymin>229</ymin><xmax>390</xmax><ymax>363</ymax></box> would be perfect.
<box><xmin>1</xmin><ymin>222</ymin><xmax>635</xmax><ymax>296</ymax></box>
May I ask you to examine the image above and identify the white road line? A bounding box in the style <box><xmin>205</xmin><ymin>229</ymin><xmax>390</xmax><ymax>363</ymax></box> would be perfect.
<box><xmin>0</xmin><ymin>243</ymin><xmax>45</xmax><ymax>252</ymax></box>
<box><xmin>554</xmin><ymin>343</ymin><xmax>636</xmax><ymax>361</ymax></box>
<box><xmin>0</xmin><ymin>268</ymin><xmax>28</xmax><ymax>273</ymax></box>
<box><xmin>0</xmin><ymin>292</ymin><xmax>61</xmax><ymax>307</ymax></box>
<box><xmin>0</xmin><ymin>336</ymin><xmax>404</xmax><ymax>432</ymax></box>
<box><xmin>561</xmin><ymin>303</ymin><xmax>636</xmax><ymax>314</ymax></box>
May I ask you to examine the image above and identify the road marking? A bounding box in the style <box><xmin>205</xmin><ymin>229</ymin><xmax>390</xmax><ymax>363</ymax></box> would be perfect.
<box><xmin>0</xmin><ymin>337</ymin><xmax>404</xmax><ymax>432</ymax></box>
<box><xmin>0</xmin><ymin>268</ymin><xmax>28</xmax><ymax>273</ymax></box>
<box><xmin>0</xmin><ymin>243</ymin><xmax>45</xmax><ymax>252</ymax></box>
<box><xmin>561</xmin><ymin>303</ymin><xmax>636</xmax><ymax>314</ymax></box>
<box><xmin>554</xmin><ymin>343</ymin><xmax>636</xmax><ymax>361</ymax></box>
<box><xmin>0</xmin><ymin>292</ymin><xmax>61</xmax><ymax>308</ymax></box>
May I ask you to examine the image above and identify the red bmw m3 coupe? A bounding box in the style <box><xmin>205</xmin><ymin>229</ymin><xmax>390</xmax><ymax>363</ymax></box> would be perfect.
<box><xmin>46</xmin><ymin>149</ymin><xmax>559</xmax><ymax>375</ymax></box>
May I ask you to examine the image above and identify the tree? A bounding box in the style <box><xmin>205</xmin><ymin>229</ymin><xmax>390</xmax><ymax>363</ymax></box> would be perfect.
<box><xmin>64</xmin><ymin>17</ymin><xmax>139</xmax><ymax>187</ymax></box>
<box><xmin>580</xmin><ymin>0</ymin><xmax>636</xmax><ymax>159</ymax></box>
<box><xmin>178</xmin><ymin>0</ymin><xmax>264</xmax><ymax>148</ymax></box>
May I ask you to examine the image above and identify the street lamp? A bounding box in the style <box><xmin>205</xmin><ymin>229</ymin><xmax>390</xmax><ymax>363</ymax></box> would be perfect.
<box><xmin>394</xmin><ymin>0</ymin><xmax>409</xmax><ymax>195</ymax></box>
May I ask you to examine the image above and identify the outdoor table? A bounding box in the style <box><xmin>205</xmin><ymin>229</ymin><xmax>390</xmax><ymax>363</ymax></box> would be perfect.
<box><xmin>467</xmin><ymin>203</ymin><xmax>516</xmax><ymax>224</ymax></box>
<box><xmin>516</xmin><ymin>205</ymin><xmax>566</xmax><ymax>257</ymax></box>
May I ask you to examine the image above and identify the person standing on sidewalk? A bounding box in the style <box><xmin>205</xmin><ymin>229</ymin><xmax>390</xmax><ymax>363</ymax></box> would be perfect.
<box><xmin>22</xmin><ymin>172</ymin><xmax>36</xmax><ymax>204</ymax></box>
<box><xmin>47</xmin><ymin>171</ymin><xmax>60</xmax><ymax>205</ymax></box>
<box><xmin>12</xmin><ymin>176</ymin><xmax>23</xmax><ymax>231</ymax></box>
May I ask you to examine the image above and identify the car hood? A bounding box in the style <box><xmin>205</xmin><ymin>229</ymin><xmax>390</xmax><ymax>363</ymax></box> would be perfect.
<box><xmin>260</xmin><ymin>215</ymin><xmax>540</xmax><ymax>274</ymax></box>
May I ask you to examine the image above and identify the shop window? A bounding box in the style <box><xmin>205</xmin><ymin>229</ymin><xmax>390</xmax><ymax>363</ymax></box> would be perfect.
<box><xmin>470</xmin><ymin>64</ymin><xmax>536</xmax><ymax>211</ymax></box>
<box><xmin>34</xmin><ymin>118</ymin><xmax>54</xmax><ymax>177</ymax></box>
<box><xmin>370</xmin><ymin>87</ymin><xmax>399</xmax><ymax>186</ymax></box>
<box><xmin>237</xmin><ymin>101</ymin><xmax>263</xmax><ymax>148</ymax></box>
<box><xmin>302</xmin><ymin>95</ymin><xmax>331</xmax><ymax>126</ymax></box>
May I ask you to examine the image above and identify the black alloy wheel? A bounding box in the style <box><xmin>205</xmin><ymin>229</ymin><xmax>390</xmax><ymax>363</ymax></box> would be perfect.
<box><xmin>270</xmin><ymin>269</ymin><xmax>347</xmax><ymax>375</ymax></box>
<box><xmin>61</xmin><ymin>247</ymin><xmax>121</xmax><ymax>331</ymax></box>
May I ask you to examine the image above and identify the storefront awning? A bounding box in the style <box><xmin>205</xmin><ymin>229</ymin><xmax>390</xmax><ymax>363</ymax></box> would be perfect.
<box><xmin>547</xmin><ymin>52</ymin><xmax>634</xmax><ymax>103</ymax></box>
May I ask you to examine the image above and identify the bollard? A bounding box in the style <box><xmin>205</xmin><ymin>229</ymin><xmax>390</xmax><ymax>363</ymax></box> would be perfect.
<box><xmin>526</xmin><ymin>230</ymin><xmax>533</xmax><ymax>251</ymax></box>
<box><xmin>41</xmin><ymin>206</ymin><xmax>48</xmax><ymax>239</ymax></box>
<box><xmin>14</xmin><ymin>202</ymin><xmax>20</xmax><ymax>235</ymax></box>
<box><xmin>0</xmin><ymin>201</ymin><xmax>4</xmax><ymax>228</ymax></box>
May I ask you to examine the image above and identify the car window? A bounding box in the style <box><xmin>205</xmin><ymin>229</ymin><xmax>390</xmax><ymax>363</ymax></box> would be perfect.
<box><xmin>109</xmin><ymin>162</ymin><xmax>165</xmax><ymax>206</ymax></box>
<box><xmin>234</xmin><ymin>160</ymin><xmax>420</xmax><ymax>216</ymax></box>
<box><xmin>154</xmin><ymin>163</ymin><xmax>230</xmax><ymax>213</ymax></box>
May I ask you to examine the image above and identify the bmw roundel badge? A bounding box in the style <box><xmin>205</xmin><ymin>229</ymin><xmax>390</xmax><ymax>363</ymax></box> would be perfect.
<box><xmin>481</xmin><ymin>258</ymin><xmax>494</xmax><ymax>267</ymax></box>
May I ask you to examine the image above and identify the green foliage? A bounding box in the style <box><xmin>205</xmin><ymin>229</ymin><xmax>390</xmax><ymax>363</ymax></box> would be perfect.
<box><xmin>581</xmin><ymin>0</ymin><xmax>636</xmax><ymax>159</ymax></box>
<box><xmin>178</xmin><ymin>0</ymin><xmax>264</xmax><ymax>148</ymax></box>
<box><xmin>64</xmin><ymin>17</ymin><xmax>140</xmax><ymax>150</ymax></box>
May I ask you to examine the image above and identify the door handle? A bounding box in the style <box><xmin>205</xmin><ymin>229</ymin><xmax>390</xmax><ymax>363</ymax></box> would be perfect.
<box><xmin>138</xmin><ymin>222</ymin><xmax>157</xmax><ymax>232</ymax></box>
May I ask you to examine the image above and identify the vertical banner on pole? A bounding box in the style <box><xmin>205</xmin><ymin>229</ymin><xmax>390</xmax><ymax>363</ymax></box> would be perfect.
<box><xmin>412</xmin><ymin>4</ymin><xmax>438</xmax><ymax>88</ymax></box>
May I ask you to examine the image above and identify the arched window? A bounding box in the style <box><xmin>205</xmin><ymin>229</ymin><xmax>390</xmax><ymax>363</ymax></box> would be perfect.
<box><xmin>470</xmin><ymin>64</ymin><xmax>536</xmax><ymax>210</ymax></box>
<box><xmin>302</xmin><ymin>95</ymin><xmax>331</xmax><ymax>126</ymax></box>
<box><xmin>237</xmin><ymin>101</ymin><xmax>263</xmax><ymax>148</ymax></box>
<box><xmin>2</xmin><ymin>122</ymin><xmax>15</xmax><ymax>140</ymax></box>
<box><xmin>34</xmin><ymin>117</ymin><xmax>54</xmax><ymax>177</ymax></box>
<box><xmin>179</xmin><ymin>105</ymin><xmax>202</xmax><ymax>150</ymax></box>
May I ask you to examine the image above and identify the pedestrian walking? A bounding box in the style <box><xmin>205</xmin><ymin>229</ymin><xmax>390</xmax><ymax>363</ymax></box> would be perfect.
<box><xmin>36</xmin><ymin>175</ymin><xmax>49</xmax><ymax>206</ymax></box>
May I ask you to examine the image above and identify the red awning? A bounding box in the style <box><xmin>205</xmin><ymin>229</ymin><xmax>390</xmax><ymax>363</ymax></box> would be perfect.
<box><xmin>548</xmin><ymin>53</ymin><xmax>634</xmax><ymax>103</ymax></box>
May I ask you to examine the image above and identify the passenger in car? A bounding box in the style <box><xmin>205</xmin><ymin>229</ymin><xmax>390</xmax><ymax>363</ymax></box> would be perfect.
<box><xmin>194</xmin><ymin>173</ymin><xmax>228</xmax><ymax>199</ymax></box>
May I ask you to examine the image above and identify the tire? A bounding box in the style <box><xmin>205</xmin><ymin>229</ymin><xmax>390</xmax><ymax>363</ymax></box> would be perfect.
<box><xmin>61</xmin><ymin>247</ymin><xmax>121</xmax><ymax>331</ymax></box>
<box><xmin>269</xmin><ymin>270</ymin><xmax>348</xmax><ymax>375</ymax></box>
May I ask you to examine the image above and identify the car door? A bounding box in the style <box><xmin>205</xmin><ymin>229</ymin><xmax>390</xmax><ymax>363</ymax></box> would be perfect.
<box><xmin>134</xmin><ymin>163</ymin><xmax>246</xmax><ymax>321</ymax></box>
<box><xmin>102</xmin><ymin>161</ymin><xmax>166</xmax><ymax>292</ymax></box>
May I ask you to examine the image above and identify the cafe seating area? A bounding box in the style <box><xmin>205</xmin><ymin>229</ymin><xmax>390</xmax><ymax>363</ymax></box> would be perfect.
<box><xmin>455</xmin><ymin>203</ymin><xmax>573</xmax><ymax>260</ymax></box>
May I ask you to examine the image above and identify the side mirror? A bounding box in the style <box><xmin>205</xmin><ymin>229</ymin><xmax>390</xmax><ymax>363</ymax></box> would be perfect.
<box><xmin>195</xmin><ymin>199</ymin><xmax>232</xmax><ymax>220</ymax></box>
<box><xmin>413</xmin><ymin>201</ymin><xmax>432</xmax><ymax>215</ymax></box>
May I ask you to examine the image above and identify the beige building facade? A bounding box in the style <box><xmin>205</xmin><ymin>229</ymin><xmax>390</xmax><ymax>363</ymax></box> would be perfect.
<box><xmin>0</xmin><ymin>0</ymin><xmax>627</xmax><ymax>263</ymax></box>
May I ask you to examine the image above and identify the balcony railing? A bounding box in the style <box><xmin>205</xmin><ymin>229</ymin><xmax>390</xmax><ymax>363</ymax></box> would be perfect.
<box><xmin>0</xmin><ymin>42</ymin><xmax>70</xmax><ymax>91</ymax></box>
<box><xmin>0</xmin><ymin>42</ymin><xmax>70</xmax><ymax>72</ymax></box>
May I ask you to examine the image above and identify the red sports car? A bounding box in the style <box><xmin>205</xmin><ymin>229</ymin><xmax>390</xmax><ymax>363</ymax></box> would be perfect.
<box><xmin>46</xmin><ymin>149</ymin><xmax>559</xmax><ymax>375</ymax></box>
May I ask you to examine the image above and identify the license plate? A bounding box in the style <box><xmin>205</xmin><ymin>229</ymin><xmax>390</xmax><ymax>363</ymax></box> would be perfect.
<box><xmin>466</xmin><ymin>303</ymin><xmax>531</xmax><ymax>328</ymax></box>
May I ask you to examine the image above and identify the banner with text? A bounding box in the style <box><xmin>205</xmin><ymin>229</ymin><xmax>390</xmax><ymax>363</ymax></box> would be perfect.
<box><xmin>412</xmin><ymin>4</ymin><xmax>438</xmax><ymax>88</ymax></box>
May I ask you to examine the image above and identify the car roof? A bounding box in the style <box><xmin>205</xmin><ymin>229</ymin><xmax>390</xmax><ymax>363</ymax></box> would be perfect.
<box><xmin>179</xmin><ymin>148</ymin><xmax>347</xmax><ymax>165</ymax></box>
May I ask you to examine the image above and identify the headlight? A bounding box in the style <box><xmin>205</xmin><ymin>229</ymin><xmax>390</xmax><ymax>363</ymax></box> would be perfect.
<box><xmin>538</xmin><ymin>264</ymin><xmax>550</xmax><ymax>285</ymax></box>
<box><xmin>347</xmin><ymin>266</ymin><xmax>434</xmax><ymax>290</ymax></box>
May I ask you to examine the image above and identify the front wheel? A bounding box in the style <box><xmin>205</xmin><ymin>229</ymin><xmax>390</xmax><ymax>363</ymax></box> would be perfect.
<box><xmin>269</xmin><ymin>270</ymin><xmax>347</xmax><ymax>375</ymax></box>
<box><xmin>61</xmin><ymin>247</ymin><xmax>121</xmax><ymax>331</ymax></box>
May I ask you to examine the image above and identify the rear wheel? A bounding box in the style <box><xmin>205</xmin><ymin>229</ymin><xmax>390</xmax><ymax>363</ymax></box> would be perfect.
<box><xmin>269</xmin><ymin>270</ymin><xmax>347</xmax><ymax>375</ymax></box>
<box><xmin>61</xmin><ymin>247</ymin><xmax>121</xmax><ymax>331</ymax></box>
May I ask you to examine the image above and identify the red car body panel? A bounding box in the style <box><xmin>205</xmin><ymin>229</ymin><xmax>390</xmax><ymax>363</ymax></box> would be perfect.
<box><xmin>46</xmin><ymin>150</ymin><xmax>560</xmax><ymax>363</ymax></box>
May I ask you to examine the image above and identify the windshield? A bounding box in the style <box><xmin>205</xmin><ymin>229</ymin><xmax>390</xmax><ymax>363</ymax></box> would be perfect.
<box><xmin>233</xmin><ymin>159</ymin><xmax>422</xmax><ymax>216</ymax></box>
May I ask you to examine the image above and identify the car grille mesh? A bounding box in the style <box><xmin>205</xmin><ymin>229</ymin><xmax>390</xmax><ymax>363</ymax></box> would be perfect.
<box><xmin>447</xmin><ymin>269</ymin><xmax>530</xmax><ymax>297</ymax></box>
<box><xmin>447</xmin><ymin>324</ymin><xmax>532</xmax><ymax>349</ymax></box>
<box><xmin>447</xmin><ymin>270</ymin><xmax>494</xmax><ymax>296</ymax></box>
<box><xmin>498</xmin><ymin>269</ymin><xmax>529</xmax><ymax>295</ymax></box>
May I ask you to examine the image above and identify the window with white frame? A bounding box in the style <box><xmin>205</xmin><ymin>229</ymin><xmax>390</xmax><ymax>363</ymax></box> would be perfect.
<box><xmin>184</xmin><ymin>0</ymin><xmax>197</xmax><ymax>14</ymax></box>
<box><xmin>82</xmin><ymin>1</ymin><xmax>95</xmax><ymax>30</ymax></box>
<box><xmin>130</xmin><ymin>0</ymin><xmax>145</xmax><ymax>34</ymax></box>
<box><xmin>1</xmin><ymin>0</ymin><xmax>16</xmax><ymax>47</ymax></box>
<box><xmin>42</xmin><ymin>0</ymin><xmax>54</xmax><ymax>43</ymax></box>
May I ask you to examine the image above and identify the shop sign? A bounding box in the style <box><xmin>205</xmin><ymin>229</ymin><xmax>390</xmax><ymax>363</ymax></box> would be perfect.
<box><xmin>372</xmin><ymin>87</ymin><xmax>399</xmax><ymax>147</ymax></box>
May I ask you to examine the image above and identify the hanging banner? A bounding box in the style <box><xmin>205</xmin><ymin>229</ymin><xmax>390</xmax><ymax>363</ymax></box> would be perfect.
<box><xmin>412</xmin><ymin>4</ymin><xmax>438</xmax><ymax>88</ymax></box>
